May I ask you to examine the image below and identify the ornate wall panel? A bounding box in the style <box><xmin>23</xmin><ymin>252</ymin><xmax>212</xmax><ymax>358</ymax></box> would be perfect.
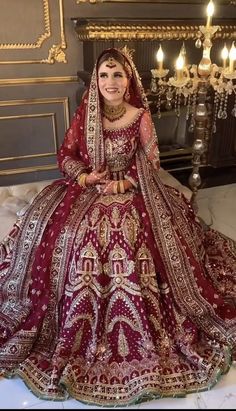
<box><xmin>0</xmin><ymin>0</ymin><xmax>67</xmax><ymax>64</ymax></box>
<box><xmin>76</xmin><ymin>0</ymin><xmax>234</xmax><ymax>3</ymax></box>
<box><xmin>73</xmin><ymin>18</ymin><xmax>236</xmax><ymax>41</ymax></box>
<box><xmin>0</xmin><ymin>97</ymin><xmax>69</xmax><ymax>176</ymax></box>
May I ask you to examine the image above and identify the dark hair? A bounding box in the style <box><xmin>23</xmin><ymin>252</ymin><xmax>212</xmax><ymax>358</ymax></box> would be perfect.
<box><xmin>97</xmin><ymin>48</ymin><xmax>144</xmax><ymax>108</ymax></box>
<box><xmin>97</xmin><ymin>50</ymin><xmax>132</xmax><ymax>79</ymax></box>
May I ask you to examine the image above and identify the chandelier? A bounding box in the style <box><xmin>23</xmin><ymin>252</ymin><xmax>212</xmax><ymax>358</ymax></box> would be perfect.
<box><xmin>150</xmin><ymin>0</ymin><xmax>236</xmax><ymax>203</ymax></box>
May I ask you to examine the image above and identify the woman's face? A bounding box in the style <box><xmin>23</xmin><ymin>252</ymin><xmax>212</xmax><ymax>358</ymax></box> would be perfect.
<box><xmin>98</xmin><ymin>58</ymin><xmax>128</xmax><ymax>105</ymax></box>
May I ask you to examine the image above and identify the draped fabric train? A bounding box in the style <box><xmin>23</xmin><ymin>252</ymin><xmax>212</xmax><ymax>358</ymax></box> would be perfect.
<box><xmin>0</xmin><ymin>111</ymin><xmax>235</xmax><ymax>407</ymax></box>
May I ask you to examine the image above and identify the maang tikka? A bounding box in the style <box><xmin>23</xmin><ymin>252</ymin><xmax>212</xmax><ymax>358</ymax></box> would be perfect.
<box><xmin>105</xmin><ymin>57</ymin><xmax>116</xmax><ymax>68</ymax></box>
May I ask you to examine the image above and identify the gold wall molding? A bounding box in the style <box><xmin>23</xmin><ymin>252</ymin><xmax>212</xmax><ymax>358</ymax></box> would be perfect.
<box><xmin>0</xmin><ymin>0</ymin><xmax>50</xmax><ymax>49</ymax></box>
<box><xmin>73</xmin><ymin>18</ymin><xmax>236</xmax><ymax>41</ymax></box>
<box><xmin>0</xmin><ymin>97</ymin><xmax>70</xmax><ymax>176</ymax></box>
<box><xmin>0</xmin><ymin>0</ymin><xmax>67</xmax><ymax>64</ymax></box>
<box><xmin>0</xmin><ymin>113</ymin><xmax>57</xmax><ymax>162</ymax></box>
<box><xmin>0</xmin><ymin>164</ymin><xmax>58</xmax><ymax>176</ymax></box>
<box><xmin>0</xmin><ymin>97</ymin><xmax>70</xmax><ymax>129</ymax></box>
<box><xmin>41</xmin><ymin>44</ymin><xmax>66</xmax><ymax>64</ymax></box>
<box><xmin>76</xmin><ymin>0</ymin><xmax>234</xmax><ymax>3</ymax></box>
<box><xmin>0</xmin><ymin>76</ymin><xmax>78</xmax><ymax>86</ymax></box>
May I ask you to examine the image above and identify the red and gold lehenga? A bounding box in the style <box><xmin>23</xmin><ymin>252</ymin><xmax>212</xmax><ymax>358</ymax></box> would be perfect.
<box><xmin>0</xmin><ymin>48</ymin><xmax>236</xmax><ymax>407</ymax></box>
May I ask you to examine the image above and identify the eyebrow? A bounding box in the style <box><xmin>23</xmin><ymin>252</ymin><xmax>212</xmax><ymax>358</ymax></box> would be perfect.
<box><xmin>99</xmin><ymin>71</ymin><xmax>124</xmax><ymax>75</ymax></box>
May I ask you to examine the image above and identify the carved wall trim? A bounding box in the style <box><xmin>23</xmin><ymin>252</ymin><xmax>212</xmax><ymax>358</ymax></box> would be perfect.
<box><xmin>0</xmin><ymin>97</ymin><xmax>70</xmax><ymax>128</ymax></box>
<box><xmin>0</xmin><ymin>76</ymin><xmax>78</xmax><ymax>86</ymax></box>
<box><xmin>0</xmin><ymin>113</ymin><xmax>57</xmax><ymax>162</ymax></box>
<box><xmin>0</xmin><ymin>0</ymin><xmax>67</xmax><ymax>64</ymax></box>
<box><xmin>0</xmin><ymin>97</ymin><xmax>69</xmax><ymax>176</ymax></box>
<box><xmin>73</xmin><ymin>18</ymin><xmax>236</xmax><ymax>41</ymax></box>
<box><xmin>76</xmin><ymin>0</ymin><xmax>234</xmax><ymax>4</ymax></box>
<box><xmin>0</xmin><ymin>164</ymin><xmax>57</xmax><ymax>176</ymax></box>
<box><xmin>0</xmin><ymin>0</ymin><xmax>50</xmax><ymax>49</ymax></box>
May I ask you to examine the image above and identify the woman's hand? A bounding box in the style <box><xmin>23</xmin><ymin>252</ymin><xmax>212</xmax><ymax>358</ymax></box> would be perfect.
<box><xmin>86</xmin><ymin>166</ymin><xmax>109</xmax><ymax>186</ymax></box>
<box><xmin>96</xmin><ymin>179</ymin><xmax>134</xmax><ymax>195</ymax></box>
<box><xmin>96</xmin><ymin>180</ymin><xmax>114</xmax><ymax>195</ymax></box>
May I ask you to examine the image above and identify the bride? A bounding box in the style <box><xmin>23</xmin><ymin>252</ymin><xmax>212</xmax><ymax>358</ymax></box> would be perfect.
<box><xmin>0</xmin><ymin>46</ymin><xmax>235</xmax><ymax>407</ymax></box>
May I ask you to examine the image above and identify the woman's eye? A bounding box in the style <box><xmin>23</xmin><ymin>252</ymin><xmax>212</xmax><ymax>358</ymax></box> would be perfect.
<box><xmin>114</xmin><ymin>73</ymin><xmax>123</xmax><ymax>78</ymax></box>
<box><xmin>99</xmin><ymin>73</ymin><xmax>107</xmax><ymax>78</ymax></box>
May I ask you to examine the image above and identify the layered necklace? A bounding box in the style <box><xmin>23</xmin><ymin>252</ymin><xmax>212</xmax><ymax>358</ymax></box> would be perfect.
<box><xmin>102</xmin><ymin>103</ymin><xmax>126</xmax><ymax>122</ymax></box>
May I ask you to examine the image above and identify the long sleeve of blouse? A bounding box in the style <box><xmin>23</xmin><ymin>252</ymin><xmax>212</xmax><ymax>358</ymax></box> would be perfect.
<box><xmin>139</xmin><ymin>110</ymin><xmax>160</xmax><ymax>171</ymax></box>
<box><xmin>57</xmin><ymin>108</ymin><xmax>90</xmax><ymax>181</ymax></box>
<box><xmin>125</xmin><ymin>110</ymin><xmax>160</xmax><ymax>188</ymax></box>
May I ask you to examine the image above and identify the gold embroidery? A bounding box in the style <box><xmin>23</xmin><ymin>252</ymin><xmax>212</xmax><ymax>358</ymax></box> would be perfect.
<box><xmin>122</xmin><ymin>212</ymin><xmax>139</xmax><ymax>247</ymax></box>
<box><xmin>62</xmin><ymin>156</ymin><xmax>87</xmax><ymax>180</ymax></box>
<box><xmin>106</xmin><ymin>290</ymin><xmax>144</xmax><ymax>334</ymax></box>
<box><xmin>66</xmin><ymin>241</ymin><xmax>100</xmax><ymax>296</ymax></box>
<box><xmin>98</xmin><ymin>215</ymin><xmax>110</xmax><ymax>248</ymax></box>
<box><xmin>72</xmin><ymin>325</ymin><xmax>84</xmax><ymax>353</ymax></box>
<box><xmin>118</xmin><ymin>325</ymin><xmax>129</xmax><ymax>358</ymax></box>
<box><xmin>104</xmin><ymin>134</ymin><xmax>137</xmax><ymax>173</ymax></box>
<box><xmin>137</xmin><ymin>244</ymin><xmax>157</xmax><ymax>291</ymax></box>
<box><xmin>89</xmin><ymin>207</ymin><xmax>100</xmax><ymax>227</ymax></box>
<box><xmin>111</xmin><ymin>206</ymin><xmax>121</xmax><ymax>228</ymax></box>
<box><xmin>94</xmin><ymin>192</ymin><xmax>133</xmax><ymax>207</ymax></box>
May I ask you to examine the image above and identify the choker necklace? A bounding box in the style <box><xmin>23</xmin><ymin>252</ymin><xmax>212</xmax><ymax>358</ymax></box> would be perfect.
<box><xmin>102</xmin><ymin>103</ymin><xmax>126</xmax><ymax>122</ymax></box>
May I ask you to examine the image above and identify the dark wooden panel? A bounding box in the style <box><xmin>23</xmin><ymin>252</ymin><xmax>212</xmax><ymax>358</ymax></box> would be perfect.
<box><xmin>0</xmin><ymin>80</ymin><xmax>83</xmax><ymax>185</ymax></box>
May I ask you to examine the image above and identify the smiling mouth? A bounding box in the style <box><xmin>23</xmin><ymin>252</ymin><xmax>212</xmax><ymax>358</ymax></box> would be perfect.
<box><xmin>105</xmin><ymin>88</ymin><xmax>119</xmax><ymax>93</ymax></box>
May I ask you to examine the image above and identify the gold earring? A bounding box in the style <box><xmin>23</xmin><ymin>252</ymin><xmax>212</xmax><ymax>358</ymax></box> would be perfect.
<box><xmin>124</xmin><ymin>88</ymin><xmax>130</xmax><ymax>102</ymax></box>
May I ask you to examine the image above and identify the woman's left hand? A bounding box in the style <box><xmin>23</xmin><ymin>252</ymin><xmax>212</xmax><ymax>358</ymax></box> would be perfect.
<box><xmin>96</xmin><ymin>180</ymin><xmax>115</xmax><ymax>195</ymax></box>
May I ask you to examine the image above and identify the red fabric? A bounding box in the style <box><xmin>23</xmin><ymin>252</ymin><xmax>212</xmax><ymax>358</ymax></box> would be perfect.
<box><xmin>0</xmin><ymin>46</ymin><xmax>236</xmax><ymax>406</ymax></box>
<box><xmin>0</xmin><ymin>110</ymin><xmax>235</xmax><ymax>407</ymax></box>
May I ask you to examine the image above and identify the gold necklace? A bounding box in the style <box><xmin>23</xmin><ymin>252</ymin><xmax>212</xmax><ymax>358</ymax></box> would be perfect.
<box><xmin>102</xmin><ymin>103</ymin><xmax>126</xmax><ymax>122</ymax></box>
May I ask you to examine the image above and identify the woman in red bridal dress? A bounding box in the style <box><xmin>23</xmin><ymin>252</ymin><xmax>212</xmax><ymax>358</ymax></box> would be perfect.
<box><xmin>0</xmin><ymin>47</ymin><xmax>236</xmax><ymax>407</ymax></box>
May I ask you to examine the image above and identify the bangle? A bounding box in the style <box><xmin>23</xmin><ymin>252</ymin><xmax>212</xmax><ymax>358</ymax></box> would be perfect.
<box><xmin>77</xmin><ymin>173</ymin><xmax>88</xmax><ymax>187</ymax></box>
<box><xmin>113</xmin><ymin>181</ymin><xmax>118</xmax><ymax>194</ymax></box>
<box><xmin>119</xmin><ymin>179</ymin><xmax>125</xmax><ymax>194</ymax></box>
<box><xmin>117</xmin><ymin>180</ymin><xmax>120</xmax><ymax>193</ymax></box>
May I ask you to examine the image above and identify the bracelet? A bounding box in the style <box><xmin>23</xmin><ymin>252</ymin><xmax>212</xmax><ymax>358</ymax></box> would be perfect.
<box><xmin>117</xmin><ymin>180</ymin><xmax>120</xmax><ymax>193</ymax></box>
<box><xmin>113</xmin><ymin>181</ymin><xmax>118</xmax><ymax>194</ymax></box>
<box><xmin>77</xmin><ymin>173</ymin><xmax>88</xmax><ymax>187</ymax></box>
<box><xmin>119</xmin><ymin>179</ymin><xmax>125</xmax><ymax>194</ymax></box>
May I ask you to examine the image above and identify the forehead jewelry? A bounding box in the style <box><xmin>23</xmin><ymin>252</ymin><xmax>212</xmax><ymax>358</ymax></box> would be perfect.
<box><xmin>105</xmin><ymin>57</ymin><xmax>117</xmax><ymax>68</ymax></box>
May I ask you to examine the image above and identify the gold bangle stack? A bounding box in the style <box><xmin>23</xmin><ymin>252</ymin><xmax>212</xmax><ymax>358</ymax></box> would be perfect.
<box><xmin>112</xmin><ymin>180</ymin><xmax>126</xmax><ymax>194</ymax></box>
<box><xmin>113</xmin><ymin>181</ymin><xmax>119</xmax><ymax>194</ymax></box>
<box><xmin>77</xmin><ymin>173</ymin><xmax>88</xmax><ymax>187</ymax></box>
<box><xmin>119</xmin><ymin>180</ymin><xmax>125</xmax><ymax>194</ymax></box>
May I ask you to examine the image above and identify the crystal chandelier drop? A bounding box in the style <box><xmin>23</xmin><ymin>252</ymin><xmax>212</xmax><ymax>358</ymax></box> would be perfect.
<box><xmin>150</xmin><ymin>0</ymin><xmax>236</xmax><ymax>203</ymax></box>
<box><xmin>150</xmin><ymin>0</ymin><xmax>236</xmax><ymax>134</ymax></box>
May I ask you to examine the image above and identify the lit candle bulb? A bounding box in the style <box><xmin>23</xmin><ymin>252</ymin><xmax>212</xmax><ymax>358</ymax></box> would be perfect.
<box><xmin>221</xmin><ymin>44</ymin><xmax>228</xmax><ymax>69</ymax></box>
<box><xmin>156</xmin><ymin>45</ymin><xmax>164</xmax><ymax>71</ymax></box>
<box><xmin>175</xmin><ymin>54</ymin><xmax>184</xmax><ymax>81</ymax></box>
<box><xmin>206</xmin><ymin>0</ymin><xmax>214</xmax><ymax>29</ymax></box>
<box><xmin>229</xmin><ymin>41</ymin><xmax>236</xmax><ymax>73</ymax></box>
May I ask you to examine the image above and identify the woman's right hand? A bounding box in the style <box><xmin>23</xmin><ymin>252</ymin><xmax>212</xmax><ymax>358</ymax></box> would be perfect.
<box><xmin>86</xmin><ymin>167</ymin><xmax>109</xmax><ymax>187</ymax></box>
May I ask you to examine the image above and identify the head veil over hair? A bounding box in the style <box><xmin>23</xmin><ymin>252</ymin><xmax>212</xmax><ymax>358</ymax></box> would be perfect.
<box><xmin>84</xmin><ymin>47</ymin><xmax>150</xmax><ymax>170</ymax></box>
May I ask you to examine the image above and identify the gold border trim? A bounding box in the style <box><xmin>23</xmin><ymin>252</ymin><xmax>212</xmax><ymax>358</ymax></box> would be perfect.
<box><xmin>0</xmin><ymin>0</ymin><xmax>67</xmax><ymax>64</ymax></box>
<box><xmin>76</xmin><ymin>0</ymin><xmax>234</xmax><ymax>3</ymax></box>
<box><xmin>73</xmin><ymin>19</ymin><xmax>236</xmax><ymax>40</ymax></box>
<box><xmin>0</xmin><ymin>164</ymin><xmax>58</xmax><ymax>176</ymax></box>
<box><xmin>0</xmin><ymin>76</ymin><xmax>78</xmax><ymax>86</ymax></box>
<box><xmin>0</xmin><ymin>0</ymin><xmax>50</xmax><ymax>49</ymax></box>
<box><xmin>0</xmin><ymin>113</ymin><xmax>58</xmax><ymax>162</ymax></box>
<box><xmin>0</xmin><ymin>97</ymin><xmax>70</xmax><ymax>129</ymax></box>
